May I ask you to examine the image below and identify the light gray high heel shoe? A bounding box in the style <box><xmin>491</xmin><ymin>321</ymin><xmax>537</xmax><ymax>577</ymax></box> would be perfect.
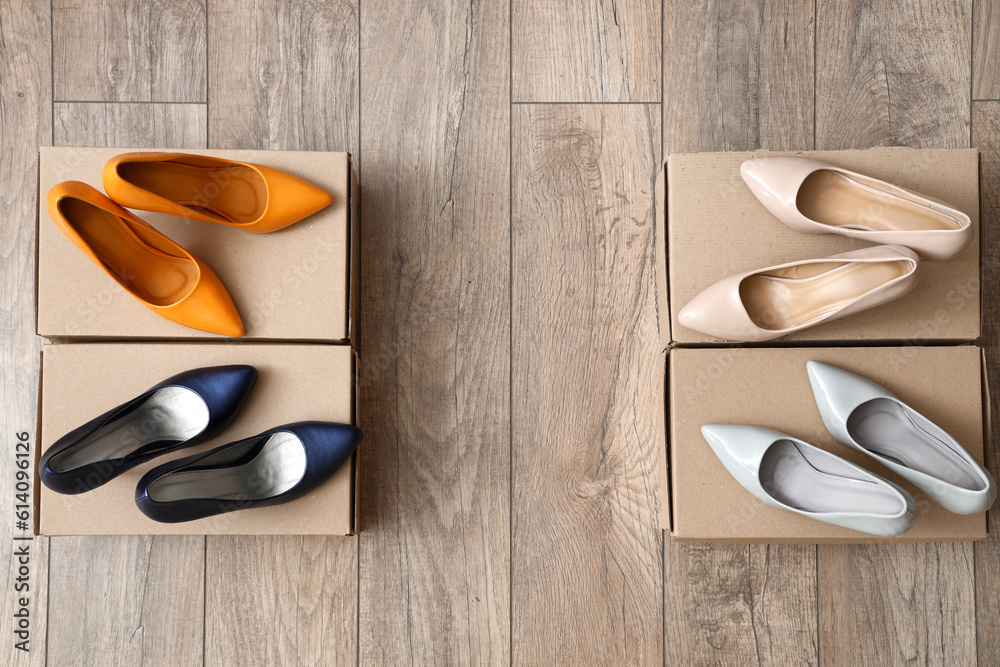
<box><xmin>807</xmin><ymin>361</ymin><xmax>996</xmax><ymax>515</ymax></box>
<box><xmin>702</xmin><ymin>424</ymin><xmax>917</xmax><ymax>537</ymax></box>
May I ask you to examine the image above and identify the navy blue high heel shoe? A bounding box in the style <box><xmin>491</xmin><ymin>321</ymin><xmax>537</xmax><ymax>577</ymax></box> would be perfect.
<box><xmin>40</xmin><ymin>365</ymin><xmax>257</xmax><ymax>495</ymax></box>
<box><xmin>135</xmin><ymin>421</ymin><xmax>362</xmax><ymax>523</ymax></box>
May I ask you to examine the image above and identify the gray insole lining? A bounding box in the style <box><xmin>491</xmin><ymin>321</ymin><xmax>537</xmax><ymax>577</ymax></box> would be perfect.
<box><xmin>759</xmin><ymin>439</ymin><xmax>904</xmax><ymax>515</ymax></box>
<box><xmin>147</xmin><ymin>431</ymin><xmax>307</xmax><ymax>503</ymax></box>
<box><xmin>51</xmin><ymin>387</ymin><xmax>209</xmax><ymax>471</ymax></box>
<box><xmin>848</xmin><ymin>398</ymin><xmax>984</xmax><ymax>491</ymax></box>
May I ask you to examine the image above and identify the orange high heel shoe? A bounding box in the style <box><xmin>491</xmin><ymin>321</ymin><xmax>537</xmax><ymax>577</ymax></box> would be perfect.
<box><xmin>47</xmin><ymin>181</ymin><xmax>245</xmax><ymax>337</ymax></box>
<box><xmin>102</xmin><ymin>152</ymin><xmax>333</xmax><ymax>233</ymax></box>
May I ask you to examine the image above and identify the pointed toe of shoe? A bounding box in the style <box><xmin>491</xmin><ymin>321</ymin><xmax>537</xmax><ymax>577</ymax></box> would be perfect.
<box><xmin>163</xmin><ymin>259</ymin><xmax>245</xmax><ymax>337</ymax></box>
<box><xmin>740</xmin><ymin>157</ymin><xmax>824</xmax><ymax>222</ymax></box>
<box><xmin>679</xmin><ymin>279</ymin><xmax>768</xmax><ymax>342</ymax></box>
<box><xmin>251</xmin><ymin>165</ymin><xmax>334</xmax><ymax>233</ymax></box>
<box><xmin>806</xmin><ymin>360</ymin><xmax>890</xmax><ymax>443</ymax></box>
<box><xmin>701</xmin><ymin>424</ymin><xmax>784</xmax><ymax>488</ymax></box>
<box><xmin>294</xmin><ymin>421</ymin><xmax>363</xmax><ymax>477</ymax></box>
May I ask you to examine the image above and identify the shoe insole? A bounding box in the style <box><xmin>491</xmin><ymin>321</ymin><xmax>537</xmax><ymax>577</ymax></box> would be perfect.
<box><xmin>847</xmin><ymin>398</ymin><xmax>985</xmax><ymax>491</ymax></box>
<box><xmin>798</xmin><ymin>169</ymin><xmax>962</xmax><ymax>232</ymax></box>
<box><xmin>118</xmin><ymin>161</ymin><xmax>267</xmax><ymax>224</ymax></box>
<box><xmin>739</xmin><ymin>260</ymin><xmax>910</xmax><ymax>330</ymax></box>
<box><xmin>147</xmin><ymin>431</ymin><xmax>306</xmax><ymax>503</ymax></box>
<box><xmin>59</xmin><ymin>198</ymin><xmax>198</xmax><ymax>306</ymax></box>
<box><xmin>50</xmin><ymin>387</ymin><xmax>209</xmax><ymax>472</ymax></box>
<box><xmin>758</xmin><ymin>439</ymin><xmax>904</xmax><ymax>515</ymax></box>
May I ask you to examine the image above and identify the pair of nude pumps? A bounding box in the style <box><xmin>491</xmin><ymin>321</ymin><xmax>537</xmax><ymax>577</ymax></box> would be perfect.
<box><xmin>679</xmin><ymin>157</ymin><xmax>975</xmax><ymax>342</ymax></box>
<box><xmin>703</xmin><ymin>362</ymin><xmax>996</xmax><ymax>537</ymax></box>
<box><xmin>47</xmin><ymin>153</ymin><xmax>334</xmax><ymax>337</ymax></box>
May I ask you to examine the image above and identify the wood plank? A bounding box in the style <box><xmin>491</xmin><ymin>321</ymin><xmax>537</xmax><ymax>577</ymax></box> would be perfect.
<box><xmin>205</xmin><ymin>537</ymin><xmax>357</xmax><ymax>666</ymax></box>
<box><xmin>54</xmin><ymin>102</ymin><xmax>207</xmax><ymax>147</ymax></box>
<box><xmin>205</xmin><ymin>1</ymin><xmax>360</xmax><ymax>665</ymax></box>
<box><xmin>47</xmin><ymin>536</ymin><xmax>206</xmax><ymax>666</ymax></box>
<box><xmin>44</xmin><ymin>102</ymin><xmax>208</xmax><ymax>667</ymax></box>
<box><xmin>208</xmin><ymin>0</ymin><xmax>359</xmax><ymax>151</ymax></box>
<box><xmin>818</xmin><ymin>543</ymin><xmax>976</xmax><ymax>666</ymax></box>
<box><xmin>0</xmin><ymin>2</ymin><xmax>51</xmax><ymax>664</ymax></box>
<box><xmin>973</xmin><ymin>100</ymin><xmax>1000</xmax><ymax>667</ymax></box>
<box><xmin>512</xmin><ymin>0</ymin><xmax>660</xmax><ymax>103</ymax></box>
<box><xmin>53</xmin><ymin>0</ymin><xmax>206</xmax><ymax>102</ymax></box>
<box><xmin>662</xmin><ymin>2</ymin><xmax>819</xmax><ymax>664</ymax></box>
<box><xmin>357</xmin><ymin>0</ymin><xmax>510</xmax><ymax>664</ymax></box>
<box><xmin>510</xmin><ymin>103</ymin><xmax>662</xmax><ymax>664</ymax></box>
<box><xmin>815</xmin><ymin>3</ymin><xmax>977</xmax><ymax>665</ymax></box>
<box><xmin>663</xmin><ymin>0</ymin><xmax>815</xmax><ymax>152</ymax></box>
<box><xmin>663</xmin><ymin>544</ymin><xmax>817</xmax><ymax>665</ymax></box>
<box><xmin>815</xmin><ymin>0</ymin><xmax>971</xmax><ymax>149</ymax></box>
<box><xmin>973</xmin><ymin>0</ymin><xmax>1000</xmax><ymax>99</ymax></box>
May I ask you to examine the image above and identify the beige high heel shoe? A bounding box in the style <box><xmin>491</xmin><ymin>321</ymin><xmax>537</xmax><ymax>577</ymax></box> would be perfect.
<box><xmin>678</xmin><ymin>245</ymin><xmax>919</xmax><ymax>342</ymax></box>
<box><xmin>741</xmin><ymin>157</ymin><xmax>973</xmax><ymax>260</ymax></box>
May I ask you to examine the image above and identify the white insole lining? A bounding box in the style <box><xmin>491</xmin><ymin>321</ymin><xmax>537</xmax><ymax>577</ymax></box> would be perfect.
<box><xmin>50</xmin><ymin>387</ymin><xmax>209</xmax><ymax>471</ymax></box>
<box><xmin>147</xmin><ymin>432</ymin><xmax>307</xmax><ymax>503</ymax></box>
<box><xmin>847</xmin><ymin>398</ymin><xmax>985</xmax><ymax>491</ymax></box>
<box><xmin>758</xmin><ymin>439</ymin><xmax>905</xmax><ymax>515</ymax></box>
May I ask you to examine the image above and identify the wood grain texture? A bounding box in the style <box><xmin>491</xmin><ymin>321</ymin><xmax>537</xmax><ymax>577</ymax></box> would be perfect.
<box><xmin>205</xmin><ymin>2</ymin><xmax>360</xmax><ymax>665</ymax></box>
<box><xmin>973</xmin><ymin>0</ymin><xmax>1000</xmax><ymax>99</ymax></box>
<box><xmin>54</xmin><ymin>102</ymin><xmax>207</xmax><ymax>147</ymax></box>
<box><xmin>357</xmin><ymin>0</ymin><xmax>510</xmax><ymax>664</ymax></box>
<box><xmin>53</xmin><ymin>0</ymin><xmax>206</xmax><ymax>102</ymax></box>
<box><xmin>47</xmin><ymin>536</ymin><xmax>205</xmax><ymax>667</ymax></box>
<box><xmin>208</xmin><ymin>0</ymin><xmax>359</xmax><ymax>152</ymax></box>
<box><xmin>815</xmin><ymin>0</ymin><xmax>971</xmax><ymax>149</ymax></box>
<box><xmin>511</xmin><ymin>104</ymin><xmax>662</xmax><ymax>665</ymax></box>
<box><xmin>512</xmin><ymin>0</ymin><xmax>660</xmax><ymax>103</ymax></box>
<box><xmin>663</xmin><ymin>545</ymin><xmax>817</xmax><ymax>666</ymax></box>
<box><xmin>819</xmin><ymin>543</ymin><xmax>976</xmax><ymax>666</ymax></box>
<box><xmin>205</xmin><ymin>536</ymin><xmax>357</xmax><ymax>667</ymax></box>
<box><xmin>973</xmin><ymin>101</ymin><xmax>1000</xmax><ymax>667</ymax></box>
<box><xmin>661</xmin><ymin>3</ymin><xmax>819</xmax><ymax>664</ymax></box>
<box><xmin>815</xmin><ymin>3</ymin><xmax>978</xmax><ymax>665</ymax></box>
<box><xmin>45</xmin><ymin>86</ymin><xmax>208</xmax><ymax>667</ymax></box>
<box><xmin>663</xmin><ymin>0</ymin><xmax>815</xmax><ymax>153</ymax></box>
<box><xmin>0</xmin><ymin>1</ymin><xmax>51</xmax><ymax>664</ymax></box>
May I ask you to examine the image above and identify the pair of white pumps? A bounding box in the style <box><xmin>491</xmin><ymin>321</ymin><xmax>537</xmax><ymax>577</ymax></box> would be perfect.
<box><xmin>703</xmin><ymin>362</ymin><xmax>996</xmax><ymax>537</ymax></box>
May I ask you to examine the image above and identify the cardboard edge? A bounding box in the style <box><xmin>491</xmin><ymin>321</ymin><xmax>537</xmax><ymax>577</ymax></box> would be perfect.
<box><xmin>978</xmin><ymin>149</ymin><xmax>985</xmax><ymax>340</ymax></box>
<box><xmin>669</xmin><ymin>536</ymin><xmax>985</xmax><ymax>545</ymax></box>
<box><xmin>658</xmin><ymin>348</ymin><xmax>671</xmax><ymax>531</ymax></box>
<box><xmin>346</xmin><ymin>154</ymin><xmax>360</xmax><ymax>348</ymax></box>
<box><xmin>32</xmin><ymin>347</ymin><xmax>44</xmax><ymax>535</ymax></box>
<box><xmin>654</xmin><ymin>165</ymin><xmax>670</xmax><ymax>350</ymax></box>
<box><xmin>982</xmin><ymin>346</ymin><xmax>992</xmax><ymax>537</ymax></box>
<box><xmin>348</xmin><ymin>348</ymin><xmax>360</xmax><ymax>536</ymax></box>
<box><xmin>34</xmin><ymin>151</ymin><xmax>42</xmax><ymax>340</ymax></box>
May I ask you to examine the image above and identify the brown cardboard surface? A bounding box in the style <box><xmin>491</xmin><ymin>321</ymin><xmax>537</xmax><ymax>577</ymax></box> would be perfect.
<box><xmin>36</xmin><ymin>342</ymin><xmax>357</xmax><ymax>536</ymax></box>
<box><xmin>36</xmin><ymin>147</ymin><xmax>355</xmax><ymax>343</ymax></box>
<box><xmin>669</xmin><ymin>345</ymin><xmax>988</xmax><ymax>543</ymax></box>
<box><xmin>667</xmin><ymin>148</ymin><xmax>980</xmax><ymax>344</ymax></box>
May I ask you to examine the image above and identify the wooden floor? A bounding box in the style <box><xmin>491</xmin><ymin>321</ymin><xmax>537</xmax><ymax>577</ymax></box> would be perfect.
<box><xmin>1</xmin><ymin>0</ymin><xmax>999</xmax><ymax>665</ymax></box>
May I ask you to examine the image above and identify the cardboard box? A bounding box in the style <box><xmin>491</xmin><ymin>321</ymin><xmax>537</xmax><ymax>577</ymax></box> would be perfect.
<box><xmin>665</xmin><ymin>345</ymin><xmax>989</xmax><ymax>543</ymax></box>
<box><xmin>36</xmin><ymin>146</ymin><xmax>359</xmax><ymax>344</ymax></box>
<box><xmin>35</xmin><ymin>342</ymin><xmax>358</xmax><ymax>536</ymax></box>
<box><xmin>654</xmin><ymin>148</ymin><xmax>981</xmax><ymax>346</ymax></box>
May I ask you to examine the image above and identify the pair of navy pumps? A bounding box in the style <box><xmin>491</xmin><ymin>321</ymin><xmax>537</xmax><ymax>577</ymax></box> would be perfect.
<box><xmin>38</xmin><ymin>365</ymin><xmax>361</xmax><ymax>523</ymax></box>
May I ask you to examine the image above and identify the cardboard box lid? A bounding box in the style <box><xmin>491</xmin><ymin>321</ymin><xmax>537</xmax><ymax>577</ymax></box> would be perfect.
<box><xmin>668</xmin><ymin>345</ymin><xmax>988</xmax><ymax>543</ymax></box>
<box><xmin>662</xmin><ymin>148</ymin><xmax>980</xmax><ymax>345</ymax></box>
<box><xmin>36</xmin><ymin>342</ymin><xmax>357</xmax><ymax>536</ymax></box>
<box><xmin>36</xmin><ymin>147</ymin><xmax>356</xmax><ymax>343</ymax></box>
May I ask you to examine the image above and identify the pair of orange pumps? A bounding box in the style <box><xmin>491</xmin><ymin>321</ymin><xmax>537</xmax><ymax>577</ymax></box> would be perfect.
<box><xmin>47</xmin><ymin>153</ymin><xmax>333</xmax><ymax>337</ymax></box>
